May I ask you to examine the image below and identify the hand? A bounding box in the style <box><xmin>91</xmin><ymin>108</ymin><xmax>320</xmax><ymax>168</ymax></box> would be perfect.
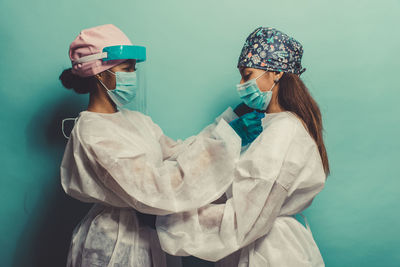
<box><xmin>233</xmin><ymin>102</ymin><xmax>254</xmax><ymax>117</ymax></box>
<box><xmin>229</xmin><ymin>111</ymin><xmax>265</xmax><ymax>146</ymax></box>
<box><xmin>136</xmin><ymin>211</ymin><xmax>156</xmax><ymax>229</ymax></box>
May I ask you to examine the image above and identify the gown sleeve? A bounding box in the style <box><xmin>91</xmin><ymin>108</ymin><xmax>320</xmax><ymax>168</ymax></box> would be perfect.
<box><xmin>61</xmin><ymin>108</ymin><xmax>241</xmax><ymax>215</ymax></box>
<box><xmin>154</xmin><ymin>107</ymin><xmax>239</xmax><ymax>161</ymax></box>
<box><xmin>156</xmin><ymin>115</ymin><xmax>319</xmax><ymax>261</ymax></box>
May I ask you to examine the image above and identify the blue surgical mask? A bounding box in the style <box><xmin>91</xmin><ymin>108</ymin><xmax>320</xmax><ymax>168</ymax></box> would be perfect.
<box><xmin>236</xmin><ymin>72</ymin><xmax>277</xmax><ymax>110</ymax></box>
<box><xmin>98</xmin><ymin>70</ymin><xmax>138</xmax><ymax>107</ymax></box>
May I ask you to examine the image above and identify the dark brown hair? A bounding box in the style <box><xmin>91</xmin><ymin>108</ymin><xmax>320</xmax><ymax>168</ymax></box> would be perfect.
<box><xmin>277</xmin><ymin>72</ymin><xmax>330</xmax><ymax>175</ymax></box>
<box><xmin>59</xmin><ymin>68</ymin><xmax>96</xmax><ymax>94</ymax></box>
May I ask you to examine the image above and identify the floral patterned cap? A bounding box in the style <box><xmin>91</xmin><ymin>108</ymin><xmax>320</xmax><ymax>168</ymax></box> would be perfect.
<box><xmin>238</xmin><ymin>27</ymin><xmax>306</xmax><ymax>75</ymax></box>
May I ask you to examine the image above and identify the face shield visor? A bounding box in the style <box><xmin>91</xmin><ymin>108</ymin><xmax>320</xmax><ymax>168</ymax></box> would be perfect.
<box><xmin>72</xmin><ymin>45</ymin><xmax>147</xmax><ymax>113</ymax></box>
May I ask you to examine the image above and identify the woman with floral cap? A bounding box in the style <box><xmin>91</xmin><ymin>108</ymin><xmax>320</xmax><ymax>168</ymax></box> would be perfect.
<box><xmin>156</xmin><ymin>27</ymin><xmax>329</xmax><ymax>267</ymax></box>
<box><xmin>59</xmin><ymin>24</ymin><xmax>264</xmax><ymax>267</ymax></box>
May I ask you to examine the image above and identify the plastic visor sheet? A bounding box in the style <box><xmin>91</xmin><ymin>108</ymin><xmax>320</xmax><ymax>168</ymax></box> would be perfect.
<box><xmin>120</xmin><ymin>63</ymin><xmax>147</xmax><ymax>114</ymax></box>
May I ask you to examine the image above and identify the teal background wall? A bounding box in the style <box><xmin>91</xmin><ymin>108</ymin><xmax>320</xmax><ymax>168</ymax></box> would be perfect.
<box><xmin>1</xmin><ymin>0</ymin><xmax>399</xmax><ymax>266</ymax></box>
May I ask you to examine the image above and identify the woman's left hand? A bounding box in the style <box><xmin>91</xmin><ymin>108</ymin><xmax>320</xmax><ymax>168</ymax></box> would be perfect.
<box><xmin>229</xmin><ymin>111</ymin><xmax>265</xmax><ymax>146</ymax></box>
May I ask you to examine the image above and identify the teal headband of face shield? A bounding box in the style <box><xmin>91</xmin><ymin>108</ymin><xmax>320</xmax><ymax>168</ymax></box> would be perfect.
<box><xmin>72</xmin><ymin>45</ymin><xmax>147</xmax><ymax>65</ymax></box>
<box><xmin>103</xmin><ymin>45</ymin><xmax>146</xmax><ymax>62</ymax></box>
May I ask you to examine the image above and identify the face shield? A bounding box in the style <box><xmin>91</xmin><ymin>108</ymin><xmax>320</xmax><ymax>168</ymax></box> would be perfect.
<box><xmin>72</xmin><ymin>45</ymin><xmax>147</xmax><ymax>113</ymax></box>
<box><xmin>121</xmin><ymin>57</ymin><xmax>147</xmax><ymax>114</ymax></box>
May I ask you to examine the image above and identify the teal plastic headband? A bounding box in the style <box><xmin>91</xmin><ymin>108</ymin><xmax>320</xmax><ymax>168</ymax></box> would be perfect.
<box><xmin>103</xmin><ymin>45</ymin><xmax>146</xmax><ymax>62</ymax></box>
<box><xmin>72</xmin><ymin>45</ymin><xmax>147</xmax><ymax>65</ymax></box>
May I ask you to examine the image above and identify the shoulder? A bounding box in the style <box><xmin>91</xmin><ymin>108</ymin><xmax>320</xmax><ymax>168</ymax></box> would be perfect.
<box><xmin>120</xmin><ymin>109</ymin><xmax>158</xmax><ymax>127</ymax></box>
<box><xmin>75</xmin><ymin>111</ymin><xmax>114</xmax><ymax>136</ymax></box>
<box><xmin>242</xmin><ymin>112</ymin><xmax>300</xmax><ymax>156</ymax></box>
<box><xmin>263</xmin><ymin>112</ymin><xmax>313</xmax><ymax>141</ymax></box>
<box><xmin>263</xmin><ymin>111</ymin><xmax>302</xmax><ymax>130</ymax></box>
<box><xmin>122</xmin><ymin>109</ymin><xmax>164</xmax><ymax>139</ymax></box>
<box><xmin>269</xmin><ymin>112</ymin><xmax>320</xmax><ymax>167</ymax></box>
<box><xmin>121</xmin><ymin>109</ymin><xmax>147</xmax><ymax>119</ymax></box>
<box><xmin>73</xmin><ymin>109</ymin><xmax>162</xmax><ymax>145</ymax></box>
<box><xmin>72</xmin><ymin>111</ymin><xmax>127</xmax><ymax>146</ymax></box>
<box><xmin>253</xmin><ymin>111</ymin><xmax>317</xmax><ymax>157</ymax></box>
<box><xmin>260</xmin><ymin>112</ymin><xmax>301</xmax><ymax>141</ymax></box>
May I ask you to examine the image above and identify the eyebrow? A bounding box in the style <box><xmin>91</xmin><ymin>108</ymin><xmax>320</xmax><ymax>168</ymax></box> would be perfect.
<box><xmin>120</xmin><ymin>63</ymin><xmax>134</xmax><ymax>68</ymax></box>
<box><xmin>122</xmin><ymin>59</ymin><xmax>136</xmax><ymax>66</ymax></box>
<box><xmin>243</xmin><ymin>70</ymin><xmax>252</xmax><ymax>76</ymax></box>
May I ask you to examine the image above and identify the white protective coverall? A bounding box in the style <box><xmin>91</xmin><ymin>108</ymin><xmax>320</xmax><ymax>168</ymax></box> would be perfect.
<box><xmin>156</xmin><ymin>110</ymin><xmax>327</xmax><ymax>267</ymax></box>
<box><xmin>61</xmin><ymin>108</ymin><xmax>241</xmax><ymax>267</ymax></box>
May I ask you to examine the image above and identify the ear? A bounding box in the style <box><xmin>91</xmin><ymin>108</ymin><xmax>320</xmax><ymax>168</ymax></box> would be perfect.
<box><xmin>95</xmin><ymin>72</ymin><xmax>105</xmax><ymax>82</ymax></box>
<box><xmin>274</xmin><ymin>72</ymin><xmax>284</xmax><ymax>83</ymax></box>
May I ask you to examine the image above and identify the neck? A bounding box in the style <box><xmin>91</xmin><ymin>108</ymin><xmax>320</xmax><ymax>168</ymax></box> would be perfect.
<box><xmin>87</xmin><ymin>86</ymin><xmax>117</xmax><ymax>113</ymax></box>
<box><xmin>266</xmin><ymin>85</ymin><xmax>285</xmax><ymax>113</ymax></box>
<box><xmin>266</xmin><ymin>104</ymin><xmax>284</xmax><ymax>113</ymax></box>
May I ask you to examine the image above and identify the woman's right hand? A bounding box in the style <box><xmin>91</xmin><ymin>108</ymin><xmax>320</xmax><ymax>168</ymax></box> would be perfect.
<box><xmin>229</xmin><ymin>111</ymin><xmax>265</xmax><ymax>146</ymax></box>
<box><xmin>136</xmin><ymin>211</ymin><xmax>157</xmax><ymax>229</ymax></box>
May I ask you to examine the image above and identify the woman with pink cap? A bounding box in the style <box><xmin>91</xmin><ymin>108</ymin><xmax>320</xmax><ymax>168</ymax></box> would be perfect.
<box><xmin>59</xmin><ymin>24</ymin><xmax>264</xmax><ymax>267</ymax></box>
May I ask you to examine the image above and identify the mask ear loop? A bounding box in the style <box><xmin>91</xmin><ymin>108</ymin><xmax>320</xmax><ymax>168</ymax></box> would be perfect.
<box><xmin>268</xmin><ymin>75</ymin><xmax>282</xmax><ymax>91</ymax></box>
<box><xmin>96</xmin><ymin>71</ymin><xmax>114</xmax><ymax>92</ymax></box>
<box><xmin>106</xmin><ymin>69</ymin><xmax>116</xmax><ymax>76</ymax></box>
<box><xmin>255</xmin><ymin>71</ymin><xmax>268</xmax><ymax>80</ymax></box>
<box><xmin>96</xmin><ymin>75</ymin><xmax>122</xmax><ymax>107</ymax></box>
<box><xmin>62</xmin><ymin>118</ymin><xmax>78</xmax><ymax>140</ymax></box>
<box><xmin>237</xmin><ymin>71</ymin><xmax>268</xmax><ymax>91</ymax></box>
<box><xmin>97</xmin><ymin>78</ymin><xmax>110</xmax><ymax>92</ymax></box>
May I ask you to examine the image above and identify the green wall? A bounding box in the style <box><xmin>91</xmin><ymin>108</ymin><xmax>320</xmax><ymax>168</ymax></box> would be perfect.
<box><xmin>1</xmin><ymin>0</ymin><xmax>399</xmax><ymax>266</ymax></box>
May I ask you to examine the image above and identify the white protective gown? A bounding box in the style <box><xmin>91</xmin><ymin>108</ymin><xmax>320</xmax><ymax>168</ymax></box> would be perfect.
<box><xmin>156</xmin><ymin>110</ymin><xmax>327</xmax><ymax>267</ymax></box>
<box><xmin>60</xmin><ymin>108</ymin><xmax>241</xmax><ymax>267</ymax></box>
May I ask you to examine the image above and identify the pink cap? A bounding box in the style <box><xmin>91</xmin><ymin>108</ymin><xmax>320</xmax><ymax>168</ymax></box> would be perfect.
<box><xmin>69</xmin><ymin>24</ymin><xmax>133</xmax><ymax>77</ymax></box>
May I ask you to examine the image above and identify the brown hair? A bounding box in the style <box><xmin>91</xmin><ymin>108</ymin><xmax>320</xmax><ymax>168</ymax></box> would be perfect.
<box><xmin>59</xmin><ymin>68</ymin><xmax>96</xmax><ymax>94</ymax></box>
<box><xmin>277</xmin><ymin>72</ymin><xmax>330</xmax><ymax>176</ymax></box>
